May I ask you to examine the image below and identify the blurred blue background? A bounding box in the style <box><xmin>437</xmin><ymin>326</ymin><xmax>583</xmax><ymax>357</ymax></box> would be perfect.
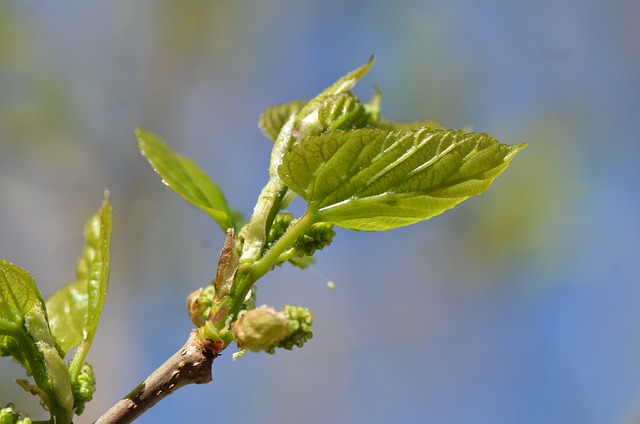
<box><xmin>1</xmin><ymin>1</ymin><xmax>639</xmax><ymax>423</ymax></box>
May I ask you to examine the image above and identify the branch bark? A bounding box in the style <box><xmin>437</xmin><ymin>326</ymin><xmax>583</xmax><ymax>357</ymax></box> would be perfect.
<box><xmin>94</xmin><ymin>329</ymin><xmax>217</xmax><ymax>424</ymax></box>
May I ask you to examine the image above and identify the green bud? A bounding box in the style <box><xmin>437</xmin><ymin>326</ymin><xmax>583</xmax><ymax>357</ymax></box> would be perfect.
<box><xmin>277</xmin><ymin>305</ymin><xmax>313</xmax><ymax>351</ymax></box>
<box><xmin>40</xmin><ymin>342</ymin><xmax>73</xmax><ymax>413</ymax></box>
<box><xmin>72</xmin><ymin>363</ymin><xmax>95</xmax><ymax>415</ymax></box>
<box><xmin>0</xmin><ymin>404</ymin><xmax>16</xmax><ymax>424</ymax></box>
<box><xmin>266</xmin><ymin>212</ymin><xmax>294</xmax><ymax>249</ymax></box>
<box><xmin>186</xmin><ymin>286</ymin><xmax>215</xmax><ymax>326</ymax></box>
<box><xmin>294</xmin><ymin>223</ymin><xmax>335</xmax><ymax>256</ymax></box>
<box><xmin>317</xmin><ymin>92</ymin><xmax>369</xmax><ymax>133</ymax></box>
<box><xmin>232</xmin><ymin>307</ymin><xmax>289</xmax><ymax>353</ymax></box>
<box><xmin>0</xmin><ymin>404</ymin><xmax>30</xmax><ymax>424</ymax></box>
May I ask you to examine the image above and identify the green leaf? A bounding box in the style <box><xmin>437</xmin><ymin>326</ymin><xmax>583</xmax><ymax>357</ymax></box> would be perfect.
<box><xmin>259</xmin><ymin>100</ymin><xmax>307</xmax><ymax>141</ymax></box>
<box><xmin>136</xmin><ymin>127</ymin><xmax>233</xmax><ymax>231</ymax></box>
<box><xmin>363</xmin><ymin>85</ymin><xmax>382</xmax><ymax>126</ymax></box>
<box><xmin>0</xmin><ymin>259</ymin><xmax>44</xmax><ymax>334</ymax></box>
<box><xmin>376</xmin><ymin>118</ymin><xmax>443</xmax><ymax>132</ymax></box>
<box><xmin>46</xmin><ymin>279</ymin><xmax>88</xmax><ymax>355</ymax></box>
<box><xmin>0</xmin><ymin>261</ymin><xmax>74</xmax><ymax>421</ymax></box>
<box><xmin>47</xmin><ymin>195</ymin><xmax>112</xmax><ymax>384</ymax></box>
<box><xmin>295</xmin><ymin>55</ymin><xmax>374</xmax><ymax>121</ymax></box>
<box><xmin>279</xmin><ymin>128</ymin><xmax>526</xmax><ymax>231</ymax></box>
<box><xmin>316</xmin><ymin>92</ymin><xmax>370</xmax><ymax>132</ymax></box>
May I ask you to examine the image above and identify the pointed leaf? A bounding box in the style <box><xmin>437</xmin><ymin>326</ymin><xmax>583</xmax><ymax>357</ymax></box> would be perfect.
<box><xmin>136</xmin><ymin>127</ymin><xmax>233</xmax><ymax>231</ymax></box>
<box><xmin>363</xmin><ymin>85</ymin><xmax>382</xmax><ymax>126</ymax></box>
<box><xmin>48</xmin><ymin>195</ymin><xmax>112</xmax><ymax>359</ymax></box>
<box><xmin>279</xmin><ymin>128</ymin><xmax>526</xmax><ymax>231</ymax></box>
<box><xmin>295</xmin><ymin>55</ymin><xmax>374</xmax><ymax>124</ymax></box>
<box><xmin>259</xmin><ymin>100</ymin><xmax>307</xmax><ymax>141</ymax></box>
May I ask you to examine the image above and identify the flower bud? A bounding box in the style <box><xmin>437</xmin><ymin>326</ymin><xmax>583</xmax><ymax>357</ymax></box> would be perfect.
<box><xmin>232</xmin><ymin>307</ymin><xmax>289</xmax><ymax>353</ymax></box>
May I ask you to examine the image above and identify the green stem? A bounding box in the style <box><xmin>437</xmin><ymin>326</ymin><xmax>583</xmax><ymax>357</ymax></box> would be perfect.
<box><xmin>68</xmin><ymin>338</ymin><xmax>91</xmax><ymax>383</ymax></box>
<box><xmin>237</xmin><ymin>209</ymin><xmax>317</xmax><ymax>298</ymax></box>
<box><xmin>15</xmin><ymin>333</ymin><xmax>71</xmax><ymax>423</ymax></box>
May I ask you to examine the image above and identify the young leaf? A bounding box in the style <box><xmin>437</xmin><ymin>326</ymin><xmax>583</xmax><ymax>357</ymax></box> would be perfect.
<box><xmin>316</xmin><ymin>92</ymin><xmax>370</xmax><ymax>132</ymax></box>
<box><xmin>295</xmin><ymin>55</ymin><xmax>374</xmax><ymax>121</ymax></box>
<box><xmin>46</xmin><ymin>279</ymin><xmax>88</xmax><ymax>355</ymax></box>
<box><xmin>0</xmin><ymin>259</ymin><xmax>44</xmax><ymax>335</ymax></box>
<box><xmin>279</xmin><ymin>128</ymin><xmax>526</xmax><ymax>231</ymax></box>
<box><xmin>136</xmin><ymin>127</ymin><xmax>234</xmax><ymax>231</ymax></box>
<box><xmin>47</xmin><ymin>195</ymin><xmax>112</xmax><ymax>384</ymax></box>
<box><xmin>0</xmin><ymin>260</ymin><xmax>74</xmax><ymax>421</ymax></box>
<box><xmin>259</xmin><ymin>99</ymin><xmax>307</xmax><ymax>141</ymax></box>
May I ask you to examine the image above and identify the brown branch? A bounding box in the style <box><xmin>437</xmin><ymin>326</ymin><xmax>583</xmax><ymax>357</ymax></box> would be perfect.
<box><xmin>94</xmin><ymin>329</ymin><xmax>217</xmax><ymax>424</ymax></box>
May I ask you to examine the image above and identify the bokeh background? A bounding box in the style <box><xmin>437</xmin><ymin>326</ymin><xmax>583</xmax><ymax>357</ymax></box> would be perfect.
<box><xmin>1</xmin><ymin>1</ymin><xmax>639</xmax><ymax>423</ymax></box>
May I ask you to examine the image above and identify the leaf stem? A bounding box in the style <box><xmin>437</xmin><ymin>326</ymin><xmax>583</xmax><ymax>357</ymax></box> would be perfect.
<box><xmin>249</xmin><ymin>209</ymin><xmax>316</xmax><ymax>283</ymax></box>
<box><xmin>93</xmin><ymin>330</ymin><xmax>216</xmax><ymax>424</ymax></box>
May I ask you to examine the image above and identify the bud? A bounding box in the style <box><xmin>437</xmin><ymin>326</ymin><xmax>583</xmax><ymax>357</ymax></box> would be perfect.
<box><xmin>232</xmin><ymin>307</ymin><xmax>289</xmax><ymax>353</ymax></box>
<box><xmin>72</xmin><ymin>363</ymin><xmax>95</xmax><ymax>415</ymax></box>
<box><xmin>294</xmin><ymin>223</ymin><xmax>335</xmax><ymax>256</ymax></box>
<box><xmin>214</xmin><ymin>229</ymin><xmax>238</xmax><ymax>302</ymax></box>
<box><xmin>185</xmin><ymin>286</ymin><xmax>215</xmax><ymax>327</ymax></box>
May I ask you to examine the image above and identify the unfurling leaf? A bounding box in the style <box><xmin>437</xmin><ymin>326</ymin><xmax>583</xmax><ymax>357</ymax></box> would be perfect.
<box><xmin>0</xmin><ymin>260</ymin><xmax>44</xmax><ymax>335</ymax></box>
<box><xmin>295</xmin><ymin>55</ymin><xmax>374</xmax><ymax>123</ymax></box>
<box><xmin>47</xmin><ymin>195</ymin><xmax>112</xmax><ymax>356</ymax></box>
<box><xmin>136</xmin><ymin>127</ymin><xmax>234</xmax><ymax>231</ymax></box>
<box><xmin>279</xmin><ymin>128</ymin><xmax>526</xmax><ymax>231</ymax></box>
<box><xmin>259</xmin><ymin>100</ymin><xmax>307</xmax><ymax>141</ymax></box>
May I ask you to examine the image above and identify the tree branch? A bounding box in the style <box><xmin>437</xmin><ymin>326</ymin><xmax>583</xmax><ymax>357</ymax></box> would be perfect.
<box><xmin>94</xmin><ymin>329</ymin><xmax>217</xmax><ymax>424</ymax></box>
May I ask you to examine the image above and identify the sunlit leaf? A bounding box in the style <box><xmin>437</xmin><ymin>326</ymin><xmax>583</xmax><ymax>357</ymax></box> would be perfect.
<box><xmin>279</xmin><ymin>128</ymin><xmax>526</xmax><ymax>231</ymax></box>
<box><xmin>294</xmin><ymin>56</ymin><xmax>374</xmax><ymax>125</ymax></box>
<box><xmin>46</xmin><ymin>279</ymin><xmax>88</xmax><ymax>355</ymax></box>
<box><xmin>0</xmin><ymin>259</ymin><xmax>74</xmax><ymax>419</ymax></box>
<box><xmin>316</xmin><ymin>92</ymin><xmax>370</xmax><ymax>132</ymax></box>
<box><xmin>259</xmin><ymin>100</ymin><xmax>306</xmax><ymax>141</ymax></box>
<box><xmin>0</xmin><ymin>259</ymin><xmax>43</xmax><ymax>334</ymax></box>
<box><xmin>48</xmin><ymin>196</ymin><xmax>111</xmax><ymax>356</ymax></box>
<box><xmin>136</xmin><ymin>127</ymin><xmax>233</xmax><ymax>231</ymax></box>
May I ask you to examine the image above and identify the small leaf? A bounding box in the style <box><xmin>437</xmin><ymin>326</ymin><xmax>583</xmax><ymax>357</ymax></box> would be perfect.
<box><xmin>46</xmin><ymin>280</ymin><xmax>87</xmax><ymax>355</ymax></box>
<box><xmin>48</xmin><ymin>195</ymin><xmax>112</xmax><ymax>360</ymax></box>
<box><xmin>259</xmin><ymin>100</ymin><xmax>307</xmax><ymax>141</ymax></box>
<box><xmin>279</xmin><ymin>128</ymin><xmax>526</xmax><ymax>231</ymax></box>
<box><xmin>316</xmin><ymin>92</ymin><xmax>370</xmax><ymax>132</ymax></box>
<box><xmin>363</xmin><ymin>86</ymin><xmax>382</xmax><ymax>126</ymax></box>
<box><xmin>295</xmin><ymin>56</ymin><xmax>374</xmax><ymax>122</ymax></box>
<box><xmin>0</xmin><ymin>259</ymin><xmax>44</xmax><ymax>334</ymax></box>
<box><xmin>136</xmin><ymin>127</ymin><xmax>233</xmax><ymax>231</ymax></box>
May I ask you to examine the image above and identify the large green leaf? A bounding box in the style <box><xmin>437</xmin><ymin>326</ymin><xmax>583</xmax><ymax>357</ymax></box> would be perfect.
<box><xmin>279</xmin><ymin>128</ymin><xmax>526</xmax><ymax>231</ymax></box>
<box><xmin>47</xmin><ymin>195</ymin><xmax>111</xmax><ymax>381</ymax></box>
<box><xmin>0</xmin><ymin>259</ymin><xmax>44</xmax><ymax>334</ymax></box>
<box><xmin>136</xmin><ymin>127</ymin><xmax>233</xmax><ymax>231</ymax></box>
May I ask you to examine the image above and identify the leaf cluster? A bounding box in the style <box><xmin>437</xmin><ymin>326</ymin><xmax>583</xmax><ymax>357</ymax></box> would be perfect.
<box><xmin>0</xmin><ymin>195</ymin><xmax>111</xmax><ymax>423</ymax></box>
<box><xmin>135</xmin><ymin>56</ymin><xmax>525</xmax><ymax>358</ymax></box>
<box><xmin>0</xmin><ymin>56</ymin><xmax>525</xmax><ymax>422</ymax></box>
